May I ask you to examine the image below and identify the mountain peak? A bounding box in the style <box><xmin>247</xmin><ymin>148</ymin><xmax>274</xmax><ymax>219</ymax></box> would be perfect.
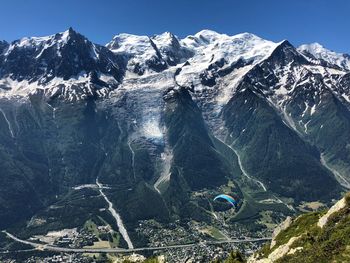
<box><xmin>0</xmin><ymin>28</ymin><xmax>123</xmax><ymax>86</ymax></box>
<box><xmin>151</xmin><ymin>32</ymin><xmax>182</xmax><ymax>52</ymax></box>
<box><xmin>191</xmin><ymin>29</ymin><xmax>228</xmax><ymax>43</ymax></box>
<box><xmin>107</xmin><ymin>33</ymin><xmax>150</xmax><ymax>51</ymax></box>
<box><xmin>194</xmin><ymin>30</ymin><xmax>263</xmax><ymax>41</ymax></box>
<box><xmin>151</xmin><ymin>31</ymin><xmax>178</xmax><ymax>45</ymax></box>
<box><xmin>195</xmin><ymin>29</ymin><xmax>223</xmax><ymax>37</ymax></box>
<box><xmin>61</xmin><ymin>27</ymin><xmax>77</xmax><ymax>38</ymax></box>
<box><xmin>157</xmin><ymin>31</ymin><xmax>175</xmax><ymax>38</ymax></box>
<box><xmin>231</xmin><ymin>32</ymin><xmax>262</xmax><ymax>40</ymax></box>
<box><xmin>107</xmin><ymin>31</ymin><xmax>192</xmax><ymax>74</ymax></box>
<box><xmin>68</xmin><ymin>26</ymin><xmax>75</xmax><ymax>33</ymax></box>
<box><xmin>298</xmin><ymin>42</ymin><xmax>350</xmax><ymax>71</ymax></box>
<box><xmin>54</xmin><ymin>27</ymin><xmax>86</xmax><ymax>45</ymax></box>
<box><xmin>5</xmin><ymin>28</ymin><xmax>85</xmax><ymax>52</ymax></box>
<box><xmin>299</xmin><ymin>42</ymin><xmax>325</xmax><ymax>51</ymax></box>
<box><xmin>183</xmin><ymin>31</ymin><xmax>269</xmax><ymax>49</ymax></box>
<box><xmin>298</xmin><ymin>42</ymin><xmax>329</xmax><ymax>58</ymax></box>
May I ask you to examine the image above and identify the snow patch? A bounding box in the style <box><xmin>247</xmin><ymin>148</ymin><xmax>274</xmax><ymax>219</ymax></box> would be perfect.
<box><xmin>143</xmin><ymin>118</ymin><xmax>163</xmax><ymax>139</ymax></box>
<box><xmin>342</xmin><ymin>94</ymin><xmax>350</xmax><ymax>103</ymax></box>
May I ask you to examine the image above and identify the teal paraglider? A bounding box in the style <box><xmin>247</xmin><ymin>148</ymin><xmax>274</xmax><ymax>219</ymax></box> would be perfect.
<box><xmin>214</xmin><ymin>194</ymin><xmax>237</xmax><ymax>207</ymax></box>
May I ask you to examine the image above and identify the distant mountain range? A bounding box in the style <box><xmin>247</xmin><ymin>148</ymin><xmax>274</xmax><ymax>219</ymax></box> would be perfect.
<box><xmin>1</xmin><ymin>28</ymin><xmax>350</xmax><ymax>242</ymax></box>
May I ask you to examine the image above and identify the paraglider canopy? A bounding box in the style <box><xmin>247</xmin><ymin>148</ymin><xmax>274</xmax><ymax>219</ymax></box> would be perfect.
<box><xmin>214</xmin><ymin>194</ymin><xmax>237</xmax><ymax>207</ymax></box>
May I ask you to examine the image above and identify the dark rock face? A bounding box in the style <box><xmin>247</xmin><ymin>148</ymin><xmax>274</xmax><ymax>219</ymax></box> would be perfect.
<box><xmin>162</xmin><ymin>88</ymin><xmax>239</xmax><ymax>221</ymax></box>
<box><xmin>164</xmin><ymin>88</ymin><xmax>230</xmax><ymax>190</ymax></box>
<box><xmin>239</xmin><ymin>40</ymin><xmax>350</xmax><ymax>192</ymax></box>
<box><xmin>222</xmin><ymin>87</ymin><xmax>340</xmax><ymax>201</ymax></box>
<box><xmin>0</xmin><ymin>28</ymin><xmax>124</xmax><ymax>85</ymax></box>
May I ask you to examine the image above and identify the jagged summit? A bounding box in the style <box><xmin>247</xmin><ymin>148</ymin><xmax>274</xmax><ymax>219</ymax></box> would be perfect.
<box><xmin>107</xmin><ymin>31</ymin><xmax>192</xmax><ymax>74</ymax></box>
<box><xmin>0</xmin><ymin>28</ymin><xmax>123</xmax><ymax>100</ymax></box>
<box><xmin>152</xmin><ymin>31</ymin><xmax>177</xmax><ymax>43</ymax></box>
<box><xmin>5</xmin><ymin>27</ymin><xmax>79</xmax><ymax>51</ymax></box>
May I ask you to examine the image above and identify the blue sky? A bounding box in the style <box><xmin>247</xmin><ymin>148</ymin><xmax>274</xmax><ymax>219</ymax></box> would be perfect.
<box><xmin>1</xmin><ymin>0</ymin><xmax>349</xmax><ymax>53</ymax></box>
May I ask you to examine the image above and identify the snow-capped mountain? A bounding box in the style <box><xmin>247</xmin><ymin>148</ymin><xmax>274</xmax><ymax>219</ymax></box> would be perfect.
<box><xmin>106</xmin><ymin>31</ymin><xmax>192</xmax><ymax>75</ymax></box>
<box><xmin>0</xmin><ymin>28</ymin><xmax>350</xmax><ymax>239</ymax></box>
<box><xmin>0</xmin><ymin>28</ymin><xmax>123</xmax><ymax>100</ymax></box>
<box><xmin>298</xmin><ymin>42</ymin><xmax>350</xmax><ymax>71</ymax></box>
<box><xmin>176</xmin><ymin>30</ymin><xmax>281</xmax><ymax>107</ymax></box>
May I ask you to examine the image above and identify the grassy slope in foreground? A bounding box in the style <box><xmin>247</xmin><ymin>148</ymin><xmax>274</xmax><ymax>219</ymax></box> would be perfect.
<box><xmin>249</xmin><ymin>192</ymin><xmax>350</xmax><ymax>263</ymax></box>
